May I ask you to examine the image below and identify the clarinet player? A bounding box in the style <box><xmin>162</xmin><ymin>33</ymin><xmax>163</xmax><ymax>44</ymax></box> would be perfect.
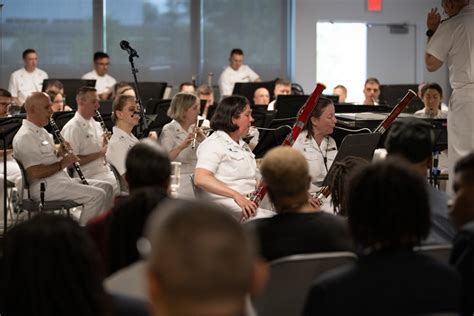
<box><xmin>12</xmin><ymin>92</ymin><xmax>114</xmax><ymax>225</ymax></box>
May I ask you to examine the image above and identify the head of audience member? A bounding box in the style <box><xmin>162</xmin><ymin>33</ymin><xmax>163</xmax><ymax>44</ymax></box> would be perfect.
<box><xmin>108</xmin><ymin>81</ymin><xmax>132</xmax><ymax>100</ymax></box>
<box><xmin>385</xmin><ymin>118</ymin><xmax>434</xmax><ymax>177</ymax></box>
<box><xmin>253</xmin><ymin>87</ymin><xmax>270</xmax><ymax>105</ymax></box>
<box><xmin>451</xmin><ymin>153</ymin><xmax>474</xmax><ymax>228</ymax></box>
<box><xmin>125</xmin><ymin>139</ymin><xmax>171</xmax><ymax>192</ymax></box>
<box><xmin>76</xmin><ymin>86</ymin><xmax>99</xmax><ymax>119</ymax></box>
<box><xmin>167</xmin><ymin>92</ymin><xmax>200</xmax><ymax>129</ymax></box>
<box><xmin>211</xmin><ymin>95</ymin><xmax>253</xmax><ymax>140</ymax></box>
<box><xmin>93</xmin><ymin>51</ymin><xmax>110</xmax><ymax>77</ymax></box>
<box><xmin>420</xmin><ymin>82</ymin><xmax>443</xmax><ymax>116</ymax></box>
<box><xmin>47</xmin><ymin>90</ymin><xmax>66</xmax><ymax>112</ymax></box>
<box><xmin>363</xmin><ymin>77</ymin><xmax>381</xmax><ymax>105</ymax></box>
<box><xmin>22</xmin><ymin>48</ymin><xmax>38</xmax><ymax>73</ymax></box>
<box><xmin>260</xmin><ymin>147</ymin><xmax>312</xmax><ymax>213</ymax></box>
<box><xmin>333</xmin><ymin>85</ymin><xmax>347</xmax><ymax>103</ymax></box>
<box><xmin>273</xmin><ymin>79</ymin><xmax>292</xmax><ymax>97</ymax></box>
<box><xmin>24</xmin><ymin>92</ymin><xmax>53</xmax><ymax>127</ymax></box>
<box><xmin>0</xmin><ymin>88</ymin><xmax>12</xmax><ymax>117</ymax></box>
<box><xmin>44</xmin><ymin>79</ymin><xmax>65</xmax><ymax>95</ymax></box>
<box><xmin>145</xmin><ymin>200</ymin><xmax>267</xmax><ymax>316</ymax></box>
<box><xmin>326</xmin><ymin>156</ymin><xmax>369</xmax><ymax>216</ymax></box>
<box><xmin>228</xmin><ymin>48</ymin><xmax>245</xmax><ymax>71</ymax></box>
<box><xmin>347</xmin><ymin>160</ymin><xmax>430</xmax><ymax>251</ymax></box>
<box><xmin>112</xmin><ymin>94</ymin><xmax>140</xmax><ymax>132</ymax></box>
<box><xmin>304</xmin><ymin>97</ymin><xmax>336</xmax><ymax>142</ymax></box>
<box><xmin>179</xmin><ymin>82</ymin><xmax>195</xmax><ymax>93</ymax></box>
<box><xmin>3</xmin><ymin>214</ymin><xmax>109</xmax><ymax>316</ymax></box>
<box><xmin>442</xmin><ymin>0</ymin><xmax>470</xmax><ymax>18</ymax></box>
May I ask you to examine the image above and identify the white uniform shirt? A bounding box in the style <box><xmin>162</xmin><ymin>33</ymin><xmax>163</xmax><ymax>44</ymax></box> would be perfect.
<box><xmin>292</xmin><ymin>130</ymin><xmax>338</xmax><ymax>193</ymax></box>
<box><xmin>106</xmin><ymin>126</ymin><xmax>138</xmax><ymax>176</ymax></box>
<box><xmin>196</xmin><ymin>130</ymin><xmax>257</xmax><ymax>206</ymax></box>
<box><xmin>61</xmin><ymin>112</ymin><xmax>110</xmax><ymax>178</ymax></box>
<box><xmin>82</xmin><ymin>70</ymin><xmax>117</xmax><ymax>95</ymax></box>
<box><xmin>426</xmin><ymin>4</ymin><xmax>474</xmax><ymax>89</ymax></box>
<box><xmin>414</xmin><ymin>109</ymin><xmax>447</xmax><ymax>119</ymax></box>
<box><xmin>8</xmin><ymin>67</ymin><xmax>48</xmax><ymax>105</ymax></box>
<box><xmin>218</xmin><ymin>65</ymin><xmax>259</xmax><ymax>97</ymax></box>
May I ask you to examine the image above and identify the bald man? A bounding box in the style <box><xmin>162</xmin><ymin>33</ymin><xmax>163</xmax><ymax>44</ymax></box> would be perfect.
<box><xmin>253</xmin><ymin>87</ymin><xmax>270</xmax><ymax>106</ymax></box>
<box><xmin>12</xmin><ymin>92</ymin><xmax>114</xmax><ymax>224</ymax></box>
<box><xmin>145</xmin><ymin>200</ymin><xmax>268</xmax><ymax>316</ymax></box>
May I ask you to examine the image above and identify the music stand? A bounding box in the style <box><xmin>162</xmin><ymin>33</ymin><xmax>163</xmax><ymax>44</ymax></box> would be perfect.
<box><xmin>0</xmin><ymin>117</ymin><xmax>23</xmax><ymax>235</ymax></box>
<box><xmin>99</xmin><ymin>100</ymin><xmax>113</xmax><ymax>114</ymax></box>
<box><xmin>232</xmin><ymin>80</ymin><xmax>276</xmax><ymax>102</ymax></box>
<box><xmin>250</xmin><ymin>105</ymin><xmax>269</xmax><ymax>128</ymax></box>
<box><xmin>127</xmin><ymin>81</ymin><xmax>167</xmax><ymax>101</ymax></box>
<box><xmin>145</xmin><ymin>99</ymin><xmax>172</xmax><ymax>135</ymax></box>
<box><xmin>274</xmin><ymin>95</ymin><xmax>309</xmax><ymax>119</ymax></box>
<box><xmin>379</xmin><ymin>84</ymin><xmax>422</xmax><ymax>113</ymax></box>
<box><xmin>45</xmin><ymin>111</ymin><xmax>75</xmax><ymax>136</ymax></box>
<box><xmin>42</xmin><ymin>79</ymin><xmax>96</xmax><ymax>110</ymax></box>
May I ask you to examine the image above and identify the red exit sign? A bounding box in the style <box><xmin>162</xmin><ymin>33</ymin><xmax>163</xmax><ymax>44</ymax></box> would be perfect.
<box><xmin>368</xmin><ymin>0</ymin><xmax>382</xmax><ymax>12</ymax></box>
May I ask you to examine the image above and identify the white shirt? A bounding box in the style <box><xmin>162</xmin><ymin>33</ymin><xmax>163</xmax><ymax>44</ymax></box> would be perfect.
<box><xmin>106</xmin><ymin>126</ymin><xmax>138</xmax><ymax>176</ymax></box>
<box><xmin>218</xmin><ymin>65</ymin><xmax>259</xmax><ymax>97</ymax></box>
<box><xmin>414</xmin><ymin>109</ymin><xmax>447</xmax><ymax>119</ymax></box>
<box><xmin>196</xmin><ymin>130</ymin><xmax>257</xmax><ymax>206</ymax></box>
<box><xmin>292</xmin><ymin>130</ymin><xmax>337</xmax><ymax>193</ymax></box>
<box><xmin>8</xmin><ymin>67</ymin><xmax>48</xmax><ymax>105</ymax></box>
<box><xmin>61</xmin><ymin>112</ymin><xmax>110</xmax><ymax>177</ymax></box>
<box><xmin>82</xmin><ymin>70</ymin><xmax>117</xmax><ymax>95</ymax></box>
<box><xmin>426</xmin><ymin>4</ymin><xmax>474</xmax><ymax>89</ymax></box>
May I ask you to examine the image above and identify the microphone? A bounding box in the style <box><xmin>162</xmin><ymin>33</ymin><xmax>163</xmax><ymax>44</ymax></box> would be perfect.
<box><xmin>120</xmin><ymin>40</ymin><xmax>139</xmax><ymax>58</ymax></box>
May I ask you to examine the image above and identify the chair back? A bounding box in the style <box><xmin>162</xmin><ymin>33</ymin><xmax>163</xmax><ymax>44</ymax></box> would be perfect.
<box><xmin>13</xmin><ymin>157</ymin><xmax>30</xmax><ymax>199</ymax></box>
<box><xmin>108</xmin><ymin>162</ymin><xmax>129</xmax><ymax>194</ymax></box>
<box><xmin>414</xmin><ymin>244</ymin><xmax>452</xmax><ymax>264</ymax></box>
<box><xmin>253</xmin><ymin>251</ymin><xmax>357</xmax><ymax>316</ymax></box>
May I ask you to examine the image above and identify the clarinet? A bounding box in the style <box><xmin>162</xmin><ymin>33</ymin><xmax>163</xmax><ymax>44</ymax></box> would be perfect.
<box><xmin>95</xmin><ymin>110</ymin><xmax>111</xmax><ymax>141</ymax></box>
<box><xmin>49</xmin><ymin>118</ymin><xmax>89</xmax><ymax>185</ymax></box>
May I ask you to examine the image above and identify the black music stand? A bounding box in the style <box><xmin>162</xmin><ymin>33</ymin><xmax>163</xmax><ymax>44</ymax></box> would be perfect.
<box><xmin>274</xmin><ymin>95</ymin><xmax>309</xmax><ymax>118</ymax></box>
<box><xmin>99</xmin><ymin>100</ymin><xmax>113</xmax><ymax>114</ymax></box>
<box><xmin>0</xmin><ymin>117</ymin><xmax>23</xmax><ymax>235</ymax></box>
<box><xmin>127</xmin><ymin>81</ymin><xmax>167</xmax><ymax>101</ymax></box>
<box><xmin>250</xmin><ymin>105</ymin><xmax>269</xmax><ymax>128</ymax></box>
<box><xmin>45</xmin><ymin>111</ymin><xmax>76</xmax><ymax>136</ymax></box>
<box><xmin>232</xmin><ymin>80</ymin><xmax>277</xmax><ymax>102</ymax></box>
<box><xmin>42</xmin><ymin>79</ymin><xmax>96</xmax><ymax>110</ymax></box>
<box><xmin>144</xmin><ymin>99</ymin><xmax>172</xmax><ymax>135</ymax></box>
<box><xmin>379</xmin><ymin>84</ymin><xmax>423</xmax><ymax>113</ymax></box>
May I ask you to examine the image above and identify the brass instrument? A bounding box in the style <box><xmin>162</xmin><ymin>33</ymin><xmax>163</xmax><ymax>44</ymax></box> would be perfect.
<box><xmin>49</xmin><ymin>118</ymin><xmax>89</xmax><ymax>185</ymax></box>
<box><xmin>95</xmin><ymin>110</ymin><xmax>111</xmax><ymax>141</ymax></box>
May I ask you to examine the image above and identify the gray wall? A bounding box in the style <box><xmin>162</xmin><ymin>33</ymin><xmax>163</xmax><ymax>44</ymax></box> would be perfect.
<box><xmin>293</xmin><ymin>0</ymin><xmax>450</xmax><ymax>102</ymax></box>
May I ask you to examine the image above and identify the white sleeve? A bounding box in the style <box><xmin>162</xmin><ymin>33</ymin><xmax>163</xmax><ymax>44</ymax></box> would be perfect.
<box><xmin>106</xmin><ymin>142</ymin><xmax>126</xmax><ymax>176</ymax></box>
<box><xmin>196</xmin><ymin>139</ymin><xmax>222</xmax><ymax>174</ymax></box>
<box><xmin>246</xmin><ymin>66</ymin><xmax>260</xmax><ymax>82</ymax></box>
<box><xmin>219</xmin><ymin>71</ymin><xmax>233</xmax><ymax>96</ymax></box>
<box><xmin>13</xmin><ymin>133</ymin><xmax>43</xmax><ymax>169</ymax></box>
<box><xmin>8</xmin><ymin>73</ymin><xmax>17</xmax><ymax>97</ymax></box>
<box><xmin>158</xmin><ymin>125</ymin><xmax>178</xmax><ymax>152</ymax></box>
<box><xmin>61</xmin><ymin>123</ymin><xmax>82</xmax><ymax>155</ymax></box>
<box><xmin>426</xmin><ymin>24</ymin><xmax>453</xmax><ymax>62</ymax></box>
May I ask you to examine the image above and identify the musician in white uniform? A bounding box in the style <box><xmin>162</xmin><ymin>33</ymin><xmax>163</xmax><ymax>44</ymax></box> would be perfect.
<box><xmin>12</xmin><ymin>92</ymin><xmax>113</xmax><ymax>224</ymax></box>
<box><xmin>159</xmin><ymin>93</ymin><xmax>205</xmax><ymax>199</ymax></box>
<box><xmin>61</xmin><ymin>87</ymin><xmax>118</xmax><ymax>198</ymax></box>
<box><xmin>218</xmin><ymin>49</ymin><xmax>260</xmax><ymax>98</ymax></box>
<box><xmin>194</xmin><ymin>95</ymin><xmax>274</xmax><ymax>221</ymax></box>
<box><xmin>106</xmin><ymin>95</ymin><xmax>139</xmax><ymax>178</ymax></box>
<box><xmin>293</xmin><ymin>97</ymin><xmax>338</xmax><ymax>194</ymax></box>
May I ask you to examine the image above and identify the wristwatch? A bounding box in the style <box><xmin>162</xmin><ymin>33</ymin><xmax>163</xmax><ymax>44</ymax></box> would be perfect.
<box><xmin>426</xmin><ymin>29</ymin><xmax>435</xmax><ymax>37</ymax></box>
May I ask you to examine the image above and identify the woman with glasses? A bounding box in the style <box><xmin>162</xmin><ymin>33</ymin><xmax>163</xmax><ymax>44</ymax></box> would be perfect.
<box><xmin>47</xmin><ymin>90</ymin><xmax>72</xmax><ymax>112</ymax></box>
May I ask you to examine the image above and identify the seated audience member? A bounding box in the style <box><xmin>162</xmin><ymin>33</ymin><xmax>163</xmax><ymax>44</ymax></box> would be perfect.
<box><xmin>385</xmin><ymin>118</ymin><xmax>456</xmax><ymax>244</ymax></box>
<box><xmin>250</xmin><ymin>147</ymin><xmax>353</xmax><ymax>261</ymax></box>
<box><xmin>362</xmin><ymin>77</ymin><xmax>380</xmax><ymax>105</ymax></box>
<box><xmin>303</xmin><ymin>160</ymin><xmax>462</xmax><ymax>315</ymax></box>
<box><xmin>450</xmin><ymin>153</ymin><xmax>474</xmax><ymax>316</ymax></box>
<box><xmin>253</xmin><ymin>87</ymin><xmax>270</xmax><ymax>106</ymax></box>
<box><xmin>8</xmin><ymin>48</ymin><xmax>48</xmax><ymax>105</ymax></box>
<box><xmin>293</xmin><ymin>97</ymin><xmax>337</xmax><ymax>194</ymax></box>
<box><xmin>13</xmin><ymin>92</ymin><xmax>113</xmax><ymax>225</ymax></box>
<box><xmin>415</xmin><ymin>82</ymin><xmax>447</xmax><ymax>118</ymax></box>
<box><xmin>333</xmin><ymin>84</ymin><xmax>347</xmax><ymax>103</ymax></box>
<box><xmin>82</xmin><ymin>51</ymin><xmax>117</xmax><ymax>100</ymax></box>
<box><xmin>47</xmin><ymin>90</ymin><xmax>72</xmax><ymax>112</ymax></box>
<box><xmin>178</xmin><ymin>82</ymin><xmax>195</xmax><ymax>93</ymax></box>
<box><xmin>218</xmin><ymin>48</ymin><xmax>261</xmax><ymax>98</ymax></box>
<box><xmin>325</xmin><ymin>156</ymin><xmax>369</xmax><ymax>216</ymax></box>
<box><xmin>145</xmin><ymin>200</ymin><xmax>268</xmax><ymax>316</ymax></box>
<box><xmin>159</xmin><ymin>92</ymin><xmax>206</xmax><ymax>199</ymax></box>
<box><xmin>267</xmin><ymin>79</ymin><xmax>292</xmax><ymax>111</ymax></box>
<box><xmin>2</xmin><ymin>214</ymin><xmax>111</xmax><ymax>316</ymax></box>
<box><xmin>196</xmin><ymin>84</ymin><xmax>215</xmax><ymax>121</ymax></box>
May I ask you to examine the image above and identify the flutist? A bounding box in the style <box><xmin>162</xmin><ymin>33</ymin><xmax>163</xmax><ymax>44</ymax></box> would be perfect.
<box><xmin>158</xmin><ymin>93</ymin><xmax>206</xmax><ymax>199</ymax></box>
<box><xmin>12</xmin><ymin>92</ymin><xmax>114</xmax><ymax>225</ymax></box>
<box><xmin>61</xmin><ymin>87</ymin><xmax>119</xmax><ymax>200</ymax></box>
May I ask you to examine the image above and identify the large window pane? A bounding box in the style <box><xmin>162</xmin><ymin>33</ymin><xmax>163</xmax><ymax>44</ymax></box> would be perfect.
<box><xmin>0</xmin><ymin>0</ymin><xmax>93</xmax><ymax>88</ymax></box>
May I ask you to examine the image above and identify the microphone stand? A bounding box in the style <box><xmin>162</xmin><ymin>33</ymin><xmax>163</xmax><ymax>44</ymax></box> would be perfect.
<box><xmin>2</xmin><ymin>128</ymin><xmax>7</xmax><ymax>236</ymax></box>
<box><xmin>124</xmin><ymin>51</ymin><xmax>148</xmax><ymax>138</ymax></box>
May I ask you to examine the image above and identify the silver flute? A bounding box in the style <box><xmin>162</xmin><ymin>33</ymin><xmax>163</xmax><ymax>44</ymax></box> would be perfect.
<box><xmin>191</xmin><ymin>116</ymin><xmax>200</xmax><ymax>150</ymax></box>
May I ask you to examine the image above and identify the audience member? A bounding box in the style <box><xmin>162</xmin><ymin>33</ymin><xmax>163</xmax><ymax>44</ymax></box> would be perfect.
<box><xmin>178</xmin><ymin>82</ymin><xmax>195</xmax><ymax>93</ymax></box>
<box><xmin>253</xmin><ymin>87</ymin><xmax>270</xmax><ymax>106</ymax></box>
<box><xmin>267</xmin><ymin>79</ymin><xmax>292</xmax><ymax>111</ymax></box>
<box><xmin>250</xmin><ymin>147</ymin><xmax>353</xmax><ymax>261</ymax></box>
<box><xmin>362</xmin><ymin>77</ymin><xmax>380</xmax><ymax>105</ymax></box>
<box><xmin>218</xmin><ymin>48</ymin><xmax>261</xmax><ymax>98</ymax></box>
<box><xmin>385</xmin><ymin>118</ymin><xmax>456</xmax><ymax>244</ymax></box>
<box><xmin>333</xmin><ymin>84</ymin><xmax>347</xmax><ymax>103</ymax></box>
<box><xmin>82</xmin><ymin>51</ymin><xmax>117</xmax><ymax>100</ymax></box>
<box><xmin>450</xmin><ymin>153</ymin><xmax>474</xmax><ymax>316</ymax></box>
<box><xmin>8</xmin><ymin>48</ymin><xmax>48</xmax><ymax>105</ymax></box>
<box><xmin>303</xmin><ymin>160</ymin><xmax>462</xmax><ymax>315</ymax></box>
<box><xmin>145</xmin><ymin>200</ymin><xmax>268</xmax><ymax>316</ymax></box>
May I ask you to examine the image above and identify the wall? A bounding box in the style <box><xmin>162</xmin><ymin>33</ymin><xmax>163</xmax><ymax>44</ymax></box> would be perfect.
<box><xmin>293</xmin><ymin>0</ymin><xmax>450</xmax><ymax>101</ymax></box>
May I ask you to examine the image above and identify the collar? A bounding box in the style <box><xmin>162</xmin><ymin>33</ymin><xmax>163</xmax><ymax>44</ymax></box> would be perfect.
<box><xmin>23</xmin><ymin>119</ymin><xmax>44</xmax><ymax>133</ymax></box>
<box><xmin>215</xmin><ymin>130</ymin><xmax>245</xmax><ymax>147</ymax></box>
<box><xmin>74</xmin><ymin>111</ymin><xmax>93</xmax><ymax>126</ymax></box>
<box><xmin>112</xmin><ymin>126</ymin><xmax>137</xmax><ymax>140</ymax></box>
<box><xmin>92</xmin><ymin>69</ymin><xmax>107</xmax><ymax>78</ymax></box>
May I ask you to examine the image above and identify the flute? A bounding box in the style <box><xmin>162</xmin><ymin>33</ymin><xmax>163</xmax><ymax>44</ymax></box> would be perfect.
<box><xmin>191</xmin><ymin>116</ymin><xmax>200</xmax><ymax>150</ymax></box>
<box><xmin>95</xmin><ymin>110</ymin><xmax>111</xmax><ymax>141</ymax></box>
<box><xmin>49</xmin><ymin>118</ymin><xmax>89</xmax><ymax>185</ymax></box>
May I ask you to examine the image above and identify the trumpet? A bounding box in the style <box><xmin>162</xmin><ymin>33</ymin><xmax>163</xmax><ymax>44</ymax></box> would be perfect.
<box><xmin>49</xmin><ymin>118</ymin><xmax>89</xmax><ymax>185</ymax></box>
<box><xmin>95</xmin><ymin>110</ymin><xmax>111</xmax><ymax>141</ymax></box>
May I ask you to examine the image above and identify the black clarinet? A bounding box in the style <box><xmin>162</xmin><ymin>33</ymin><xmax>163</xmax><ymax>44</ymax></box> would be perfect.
<box><xmin>49</xmin><ymin>118</ymin><xmax>89</xmax><ymax>185</ymax></box>
<box><xmin>95</xmin><ymin>110</ymin><xmax>111</xmax><ymax>141</ymax></box>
